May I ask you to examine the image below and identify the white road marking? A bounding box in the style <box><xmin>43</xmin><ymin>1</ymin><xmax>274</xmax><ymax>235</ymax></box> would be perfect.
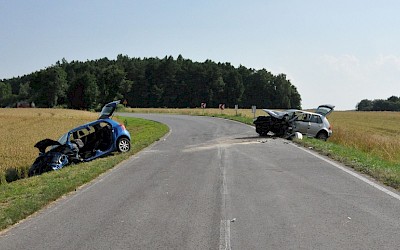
<box><xmin>219</xmin><ymin>146</ymin><xmax>232</xmax><ymax>250</ymax></box>
<box><xmin>219</xmin><ymin>220</ymin><xmax>231</xmax><ymax>250</ymax></box>
<box><xmin>292</xmin><ymin>143</ymin><xmax>400</xmax><ymax>201</ymax></box>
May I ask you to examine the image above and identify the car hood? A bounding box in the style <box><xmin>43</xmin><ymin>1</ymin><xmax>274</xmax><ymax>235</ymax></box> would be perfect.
<box><xmin>34</xmin><ymin>139</ymin><xmax>62</xmax><ymax>153</ymax></box>
<box><xmin>99</xmin><ymin>100</ymin><xmax>120</xmax><ymax>119</ymax></box>
<box><xmin>262</xmin><ymin>109</ymin><xmax>298</xmax><ymax>119</ymax></box>
<box><xmin>262</xmin><ymin>109</ymin><xmax>287</xmax><ymax>119</ymax></box>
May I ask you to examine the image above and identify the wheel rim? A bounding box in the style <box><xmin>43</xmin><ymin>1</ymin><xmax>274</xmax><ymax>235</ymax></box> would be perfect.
<box><xmin>119</xmin><ymin>139</ymin><xmax>130</xmax><ymax>152</ymax></box>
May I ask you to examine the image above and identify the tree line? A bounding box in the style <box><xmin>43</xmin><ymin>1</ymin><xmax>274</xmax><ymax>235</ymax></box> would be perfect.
<box><xmin>0</xmin><ymin>55</ymin><xmax>302</xmax><ymax>110</ymax></box>
<box><xmin>357</xmin><ymin>96</ymin><xmax>400</xmax><ymax>111</ymax></box>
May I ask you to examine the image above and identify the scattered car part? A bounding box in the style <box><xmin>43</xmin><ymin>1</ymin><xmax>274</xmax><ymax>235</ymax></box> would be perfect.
<box><xmin>294</xmin><ymin>132</ymin><xmax>303</xmax><ymax>140</ymax></box>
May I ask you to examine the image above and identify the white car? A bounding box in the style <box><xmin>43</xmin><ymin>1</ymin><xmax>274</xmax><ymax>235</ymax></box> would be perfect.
<box><xmin>253</xmin><ymin>105</ymin><xmax>334</xmax><ymax>140</ymax></box>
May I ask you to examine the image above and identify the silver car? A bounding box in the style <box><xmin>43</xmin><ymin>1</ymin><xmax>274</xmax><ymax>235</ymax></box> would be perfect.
<box><xmin>253</xmin><ymin>104</ymin><xmax>334</xmax><ymax>140</ymax></box>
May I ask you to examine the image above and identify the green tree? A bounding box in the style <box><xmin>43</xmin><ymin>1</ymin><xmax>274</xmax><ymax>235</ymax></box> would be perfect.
<box><xmin>159</xmin><ymin>56</ymin><xmax>179</xmax><ymax>107</ymax></box>
<box><xmin>224</xmin><ymin>70</ymin><xmax>244</xmax><ymax>107</ymax></box>
<box><xmin>30</xmin><ymin>66</ymin><xmax>67</xmax><ymax>107</ymax></box>
<box><xmin>127</xmin><ymin>61</ymin><xmax>150</xmax><ymax>107</ymax></box>
<box><xmin>98</xmin><ymin>65</ymin><xmax>126</xmax><ymax>104</ymax></box>
<box><xmin>289</xmin><ymin>85</ymin><xmax>302</xmax><ymax>109</ymax></box>
<box><xmin>0</xmin><ymin>55</ymin><xmax>304</xmax><ymax>110</ymax></box>
<box><xmin>357</xmin><ymin>99</ymin><xmax>373</xmax><ymax>111</ymax></box>
<box><xmin>18</xmin><ymin>82</ymin><xmax>31</xmax><ymax>100</ymax></box>
<box><xmin>68</xmin><ymin>72</ymin><xmax>99</xmax><ymax>110</ymax></box>
<box><xmin>0</xmin><ymin>81</ymin><xmax>12</xmax><ymax>106</ymax></box>
<box><xmin>47</xmin><ymin>66</ymin><xmax>68</xmax><ymax>107</ymax></box>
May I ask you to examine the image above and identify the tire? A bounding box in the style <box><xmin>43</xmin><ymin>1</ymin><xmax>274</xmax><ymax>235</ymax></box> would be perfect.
<box><xmin>316</xmin><ymin>131</ymin><xmax>328</xmax><ymax>141</ymax></box>
<box><xmin>255</xmin><ymin>126</ymin><xmax>268</xmax><ymax>136</ymax></box>
<box><xmin>117</xmin><ymin>137</ymin><xmax>131</xmax><ymax>152</ymax></box>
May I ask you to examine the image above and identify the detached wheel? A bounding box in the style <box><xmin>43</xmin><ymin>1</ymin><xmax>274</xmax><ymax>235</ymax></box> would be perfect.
<box><xmin>117</xmin><ymin>137</ymin><xmax>131</xmax><ymax>152</ymax></box>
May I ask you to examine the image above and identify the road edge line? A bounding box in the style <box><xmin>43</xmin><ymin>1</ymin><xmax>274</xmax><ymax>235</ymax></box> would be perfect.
<box><xmin>290</xmin><ymin>143</ymin><xmax>400</xmax><ymax>201</ymax></box>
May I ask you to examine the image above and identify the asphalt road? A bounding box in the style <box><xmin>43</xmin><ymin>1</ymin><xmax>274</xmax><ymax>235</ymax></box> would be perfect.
<box><xmin>1</xmin><ymin>114</ymin><xmax>399</xmax><ymax>249</ymax></box>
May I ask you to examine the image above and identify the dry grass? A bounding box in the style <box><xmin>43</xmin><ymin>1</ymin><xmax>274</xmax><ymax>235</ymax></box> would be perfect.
<box><xmin>127</xmin><ymin>108</ymin><xmax>400</xmax><ymax>164</ymax></box>
<box><xmin>0</xmin><ymin>108</ymin><xmax>97</xmax><ymax>178</ymax></box>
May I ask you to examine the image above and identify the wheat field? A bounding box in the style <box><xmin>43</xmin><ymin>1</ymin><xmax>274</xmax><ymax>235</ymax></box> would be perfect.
<box><xmin>0</xmin><ymin>108</ymin><xmax>97</xmax><ymax>178</ymax></box>
<box><xmin>328</xmin><ymin>111</ymin><xmax>400</xmax><ymax>163</ymax></box>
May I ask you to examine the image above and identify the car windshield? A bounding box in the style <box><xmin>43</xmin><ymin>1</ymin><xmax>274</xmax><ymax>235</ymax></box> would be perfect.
<box><xmin>316</xmin><ymin>106</ymin><xmax>332</xmax><ymax>116</ymax></box>
<box><xmin>58</xmin><ymin>132</ymin><xmax>69</xmax><ymax>145</ymax></box>
<box><xmin>100</xmin><ymin>106</ymin><xmax>114</xmax><ymax>117</ymax></box>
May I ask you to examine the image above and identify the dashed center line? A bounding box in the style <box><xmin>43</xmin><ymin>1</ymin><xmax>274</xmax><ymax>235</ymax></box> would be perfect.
<box><xmin>219</xmin><ymin>220</ymin><xmax>231</xmax><ymax>250</ymax></box>
<box><xmin>218</xmin><ymin>146</ymin><xmax>232</xmax><ymax>250</ymax></box>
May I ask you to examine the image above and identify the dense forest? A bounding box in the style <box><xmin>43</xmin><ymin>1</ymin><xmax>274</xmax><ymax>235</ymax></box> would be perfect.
<box><xmin>357</xmin><ymin>96</ymin><xmax>400</xmax><ymax>111</ymax></box>
<box><xmin>0</xmin><ymin>55</ymin><xmax>302</xmax><ymax>110</ymax></box>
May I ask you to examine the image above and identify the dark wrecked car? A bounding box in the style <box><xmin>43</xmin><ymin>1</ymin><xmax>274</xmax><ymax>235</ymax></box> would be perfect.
<box><xmin>28</xmin><ymin>101</ymin><xmax>131</xmax><ymax>176</ymax></box>
<box><xmin>253</xmin><ymin>104</ymin><xmax>334</xmax><ymax>140</ymax></box>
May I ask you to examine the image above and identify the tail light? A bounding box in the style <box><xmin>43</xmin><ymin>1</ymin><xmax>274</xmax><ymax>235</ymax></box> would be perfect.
<box><xmin>119</xmin><ymin>124</ymin><xmax>126</xmax><ymax>130</ymax></box>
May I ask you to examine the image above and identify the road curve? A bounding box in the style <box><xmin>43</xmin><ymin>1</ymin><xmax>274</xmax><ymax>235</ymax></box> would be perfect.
<box><xmin>1</xmin><ymin>114</ymin><xmax>399</xmax><ymax>249</ymax></box>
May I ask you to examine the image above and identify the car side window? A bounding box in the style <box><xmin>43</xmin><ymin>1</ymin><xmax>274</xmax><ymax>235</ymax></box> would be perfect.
<box><xmin>309</xmin><ymin>115</ymin><xmax>317</xmax><ymax>123</ymax></box>
<box><xmin>299</xmin><ymin>114</ymin><xmax>309</xmax><ymax>122</ymax></box>
<box><xmin>310</xmin><ymin>115</ymin><xmax>322</xmax><ymax>124</ymax></box>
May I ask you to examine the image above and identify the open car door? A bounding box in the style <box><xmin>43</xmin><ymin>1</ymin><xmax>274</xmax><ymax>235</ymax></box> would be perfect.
<box><xmin>99</xmin><ymin>100</ymin><xmax>120</xmax><ymax>119</ymax></box>
<box><xmin>315</xmin><ymin>104</ymin><xmax>335</xmax><ymax>117</ymax></box>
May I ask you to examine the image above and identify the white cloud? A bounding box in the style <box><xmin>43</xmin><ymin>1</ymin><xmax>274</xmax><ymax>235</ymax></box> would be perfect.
<box><xmin>375</xmin><ymin>54</ymin><xmax>400</xmax><ymax>70</ymax></box>
<box><xmin>320</xmin><ymin>54</ymin><xmax>363</xmax><ymax>81</ymax></box>
<box><xmin>322</xmin><ymin>54</ymin><xmax>360</xmax><ymax>69</ymax></box>
<box><xmin>321</xmin><ymin>53</ymin><xmax>400</xmax><ymax>78</ymax></box>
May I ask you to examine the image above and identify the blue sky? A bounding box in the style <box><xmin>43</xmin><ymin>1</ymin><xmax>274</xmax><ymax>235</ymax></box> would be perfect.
<box><xmin>1</xmin><ymin>0</ymin><xmax>399</xmax><ymax>110</ymax></box>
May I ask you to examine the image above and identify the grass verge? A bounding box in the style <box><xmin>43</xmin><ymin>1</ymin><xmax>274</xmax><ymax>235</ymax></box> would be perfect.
<box><xmin>0</xmin><ymin>116</ymin><xmax>169</xmax><ymax>231</ymax></box>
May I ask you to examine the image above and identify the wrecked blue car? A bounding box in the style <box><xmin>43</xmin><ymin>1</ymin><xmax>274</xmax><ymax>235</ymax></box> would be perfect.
<box><xmin>28</xmin><ymin>101</ymin><xmax>131</xmax><ymax>176</ymax></box>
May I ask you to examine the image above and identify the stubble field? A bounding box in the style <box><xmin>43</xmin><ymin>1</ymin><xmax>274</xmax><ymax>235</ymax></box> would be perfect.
<box><xmin>328</xmin><ymin>111</ymin><xmax>400</xmax><ymax>163</ymax></box>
